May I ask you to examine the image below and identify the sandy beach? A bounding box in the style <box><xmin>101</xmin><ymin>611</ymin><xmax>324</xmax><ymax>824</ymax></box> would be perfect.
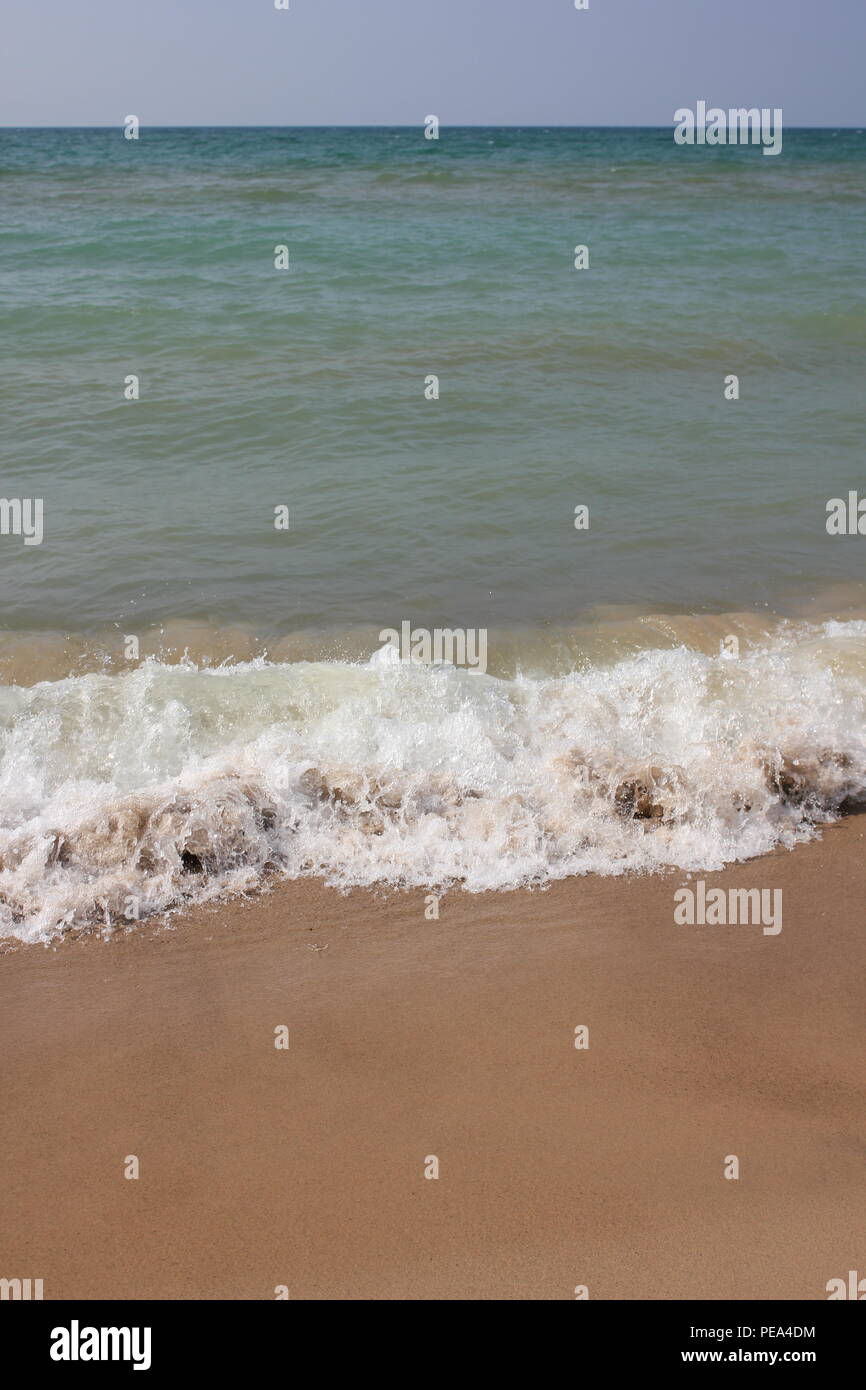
<box><xmin>2</xmin><ymin>0</ymin><xmax>865</xmax><ymax>1329</ymax></box>
<box><xmin>2</xmin><ymin>817</ymin><xmax>863</xmax><ymax>1301</ymax></box>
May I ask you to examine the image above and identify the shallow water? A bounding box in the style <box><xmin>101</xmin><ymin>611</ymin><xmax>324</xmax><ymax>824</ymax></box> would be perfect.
<box><xmin>2</xmin><ymin>127</ymin><xmax>865</xmax><ymax>636</ymax></box>
<box><xmin>1</xmin><ymin>127</ymin><xmax>864</xmax><ymax>938</ymax></box>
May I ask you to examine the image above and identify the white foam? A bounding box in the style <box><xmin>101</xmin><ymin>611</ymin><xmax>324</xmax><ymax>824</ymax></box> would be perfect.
<box><xmin>2</xmin><ymin>621</ymin><xmax>865</xmax><ymax>942</ymax></box>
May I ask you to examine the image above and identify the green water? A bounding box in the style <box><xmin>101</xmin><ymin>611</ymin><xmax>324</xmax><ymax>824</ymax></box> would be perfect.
<box><xmin>1</xmin><ymin>126</ymin><xmax>864</xmax><ymax>646</ymax></box>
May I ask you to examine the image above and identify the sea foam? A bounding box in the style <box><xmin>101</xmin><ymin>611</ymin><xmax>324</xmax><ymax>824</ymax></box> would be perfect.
<box><xmin>1</xmin><ymin>620</ymin><xmax>865</xmax><ymax>943</ymax></box>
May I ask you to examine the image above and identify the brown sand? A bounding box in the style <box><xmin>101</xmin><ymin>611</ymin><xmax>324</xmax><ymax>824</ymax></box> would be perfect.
<box><xmin>1</xmin><ymin>819</ymin><xmax>864</xmax><ymax>1301</ymax></box>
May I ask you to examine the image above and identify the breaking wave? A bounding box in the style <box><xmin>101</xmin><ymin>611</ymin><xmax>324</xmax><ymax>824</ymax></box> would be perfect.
<box><xmin>2</xmin><ymin>619</ymin><xmax>866</xmax><ymax>943</ymax></box>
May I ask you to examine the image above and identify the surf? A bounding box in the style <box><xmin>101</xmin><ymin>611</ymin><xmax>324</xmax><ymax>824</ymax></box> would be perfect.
<box><xmin>1</xmin><ymin>618</ymin><xmax>865</xmax><ymax>943</ymax></box>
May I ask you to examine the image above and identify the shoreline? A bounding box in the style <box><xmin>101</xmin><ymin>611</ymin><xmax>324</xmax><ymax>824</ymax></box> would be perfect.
<box><xmin>2</xmin><ymin>586</ymin><xmax>866</xmax><ymax>686</ymax></box>
<box><xmin>2</xmin><ymin>817</ymin><xmax>864</xmax><ymax>1299</ymax></box>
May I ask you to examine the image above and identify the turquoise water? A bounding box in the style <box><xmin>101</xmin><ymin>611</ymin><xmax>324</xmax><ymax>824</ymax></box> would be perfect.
<box><xmin>2</xmin><ymin>126</ymin><xmax>865</xmax><ymax>646</ymax></box>
<box><xmin>2</xmin><ymin>127</ymin><xmax>866</xmax><ymax>939</ymax></box>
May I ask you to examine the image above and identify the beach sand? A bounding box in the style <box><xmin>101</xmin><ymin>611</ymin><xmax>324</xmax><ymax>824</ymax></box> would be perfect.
<box><xmin>1</xmin><ymin>817</ymin><xmax>863</xmax><ymax>1301</ymax></box>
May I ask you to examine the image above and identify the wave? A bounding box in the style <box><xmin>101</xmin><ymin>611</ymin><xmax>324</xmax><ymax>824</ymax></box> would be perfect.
<box><xmin>2</xmin><ymin>619</ymin><xmax>865</xmax><ymax>943</ymax></box>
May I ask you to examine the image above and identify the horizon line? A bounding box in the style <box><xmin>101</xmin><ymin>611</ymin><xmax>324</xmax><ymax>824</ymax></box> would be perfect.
<box><xmin>1</xmin><ymin>121</ymin><xmax>864</xmax><ymax>132</ymax></box>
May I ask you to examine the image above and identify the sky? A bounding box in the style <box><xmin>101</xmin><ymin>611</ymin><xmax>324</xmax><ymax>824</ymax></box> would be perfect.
<box><xmin>0</xmin><ymin>0</ymin><xmax>864</xmax><ymax>128</ymax></box>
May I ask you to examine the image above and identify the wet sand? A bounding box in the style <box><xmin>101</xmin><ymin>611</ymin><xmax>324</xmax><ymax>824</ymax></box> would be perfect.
<box><xmin>1</xmin><ymin>818</ymin><xmax>864</xmax><ymax>1300</ymax></box>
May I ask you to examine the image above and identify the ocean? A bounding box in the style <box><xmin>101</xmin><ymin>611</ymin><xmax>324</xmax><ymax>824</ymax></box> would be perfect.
<box><xmin>1</xmin><ymin>126</ymin><xmax>865</xmax><ymax>940</ymax></box>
